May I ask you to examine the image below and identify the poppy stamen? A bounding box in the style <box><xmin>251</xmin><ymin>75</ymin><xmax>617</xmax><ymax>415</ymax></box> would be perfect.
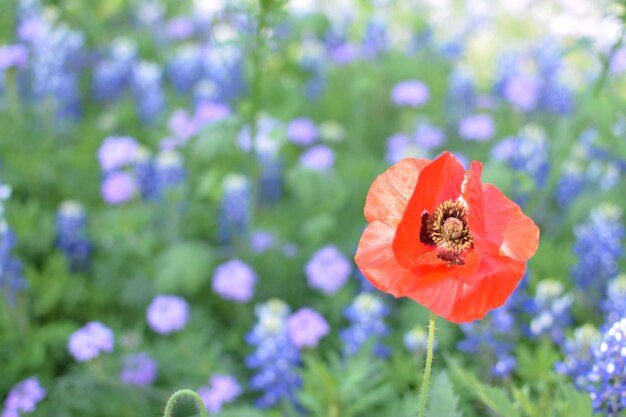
<box><xmin>421</xmin><ymin>199</ymin><xmax>473</xmax><ymax>265</ymax></box>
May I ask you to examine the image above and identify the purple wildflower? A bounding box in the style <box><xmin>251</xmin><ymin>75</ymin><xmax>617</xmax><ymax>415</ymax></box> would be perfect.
<box><xmin>414</xmin><ymin>122</ymin><xmax>445</xmax><ymax>150</ymax></box>
<box><xmin>165</xmin><ymin>17</ymin><xmax>194</xmax><ymax>40</ymax></box>
<box><xmin>299</xmin><ymin>145</ymin><xmax>335</xmax><ymax>171</ymax></box>
<box><xmin>305</xmin><ymin>245</ymin><xmax>352</xmax><ymax>294</ymax></box>
<box><xmin>0</xmin><ymin>45</ymin><xmax>28</xmax><ymax>70</ymax></box>
<box><xmin>287</xmin><ymin>307</ymin><xmax>329</xmax><ymax>348</ymax></box>
<box><xmin>119</xmin><ymin>352</ymin><xmax>158</xmax><ymax>386</ymax></box>
<box><xmin>250</xmin><ymin>230</ymin><xmax>275</xmax><ymax>254</ymax></box>
<box><xmin>504</xmin><ymin>75</ymin><xmax>540</xmax><ymax>112</ymax></box>
<box><xmin>198</xmin><ymin>374</ymin><xmax>242</xmax><ymax>414</ymax></box>
<box><xmin>168</xmin><ymin>109</ymin><xmax>197</xmax><ymax>142</ymax></box>
<box><xmin>194</xmin><ymin>101</ymin><xmax>231</xmax><ymax>128</ymax></box>
<box><xmin>146</xmin><ymin>295</ymin><xmax>189</xmax><ymax>335</ymax></box>
<box><xmin>212</xmin><ymin>259</ymin><xmax>257</xmax><ymax>303</ymax></box>
<box><xmin>1</xmin><ymin>377</ymin><xmax>46</xmax><ymax>417</ymax></box>
<box><xmin>287</xmin><ymin>118</ymin><xmax>318</xmax><ymax>146</ymax></box>
<box><xmin>98</xmin><ymin>136</ymin><xmax>140</xmax><ymax>172</ymax></box>
<box><xmin>68</xmin><ymin>321</ymin><xmax>115</xmax><ymax>362</ymax></box>
<box><xmin>101</xmin><ymin>172</ymin><xmax>136</xmax><ymax>205</ymax></box>
<box><xmin>458</xmin><ymin>114</ymin><xmax>495</xmax><ymax>142</ymax></box>
<box><xmin>391</xmin><ymin>80</ymin><xmax>429</xmax><ymax>107</ymax></box>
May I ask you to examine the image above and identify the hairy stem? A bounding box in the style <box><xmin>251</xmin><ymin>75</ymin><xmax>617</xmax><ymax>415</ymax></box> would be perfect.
<box><xmin>162</xmin><ymin>389</ymin><xmax>207</xmax><ymax>417</ymax></box>
<box><xmin>417</xmin><ymin>311</ymin><xmax>436</xmax><ymax>417</ymax></box>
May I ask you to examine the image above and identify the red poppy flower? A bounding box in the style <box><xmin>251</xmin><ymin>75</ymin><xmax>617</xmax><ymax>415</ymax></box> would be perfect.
<box><xmin>354</xmin><ymin>151</ymin><xmax>539</xmax><ymax>323</ymax></box>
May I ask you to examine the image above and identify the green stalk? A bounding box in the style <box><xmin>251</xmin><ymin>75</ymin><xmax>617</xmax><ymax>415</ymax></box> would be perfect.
<box><xmin>162</xmin><ymin>389</ymin><xmax>207</xmax><ymax>417</ymax></box>
<box><xmin>246</xmin><ymin>0</ymin><xmax>270</xmax><ymax>228</ymax></box>
<box><xmin>417</xmin><ymin>311</ymin><xmax>436</xmax><ymax>417</ymax></box>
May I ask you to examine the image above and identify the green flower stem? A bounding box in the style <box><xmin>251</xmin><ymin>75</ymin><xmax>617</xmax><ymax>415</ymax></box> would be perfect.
<box><xmin>417</xmin><ymin>311</ymin><xmax>436</xmax><ymax>417</ymax></box>
<box><xmin>163</xmin><ymin>389</ymin><xmax>207</xmax><ymax>417</ymax></box>
<box><xmin>246</xmin><ymin>0</ymin><xmax>270</xmax><ymax>228</ymax></box>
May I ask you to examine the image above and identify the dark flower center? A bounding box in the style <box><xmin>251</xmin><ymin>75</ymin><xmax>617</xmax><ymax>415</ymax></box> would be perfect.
<box><xmin>419</xmin><ymin>199</ymin><xmax>473</xmax><ymax>265</ymax></box>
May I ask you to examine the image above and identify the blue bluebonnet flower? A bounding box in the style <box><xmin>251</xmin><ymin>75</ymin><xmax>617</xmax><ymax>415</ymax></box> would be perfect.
<box><xmin>286</xmin><ymin>307</ymin><xmax>329</xmax><ymax>349</ymax></box>
<box><xmin>258</xmin><ymin>153</ymin><xmax>283</xmax><ymax>205</ymax></box>
<box><xmin>119</xmin><ymin>352</ymin><xmax>158</xmax><ymax>386</ymax></box>
<box><xmin>237</xmin><ymin>119</ymin><xmax>284</xmax><ymax>205</ymax></box>
<box><xmin>458</xmin><ymin>288</ymin><xmax>525</xmax><ymax>378</ymax></box>
<box><xmin>198</xmin><ymin>374</ymin><xmax>242</xmax><ymax>414</ymax></box>
<box><xmin>133</xmin><ymin>149</ymin><xmax>186</xmax><ymax>200</ymax></box>
<box><xmin>146</xmin><ymin>295</ymin><xmax>189</xmax><ymax>335</ymax></box>
<box><xmin>403</xmin><ymin>325</ymin><xmax>438</xmax><ymax>354</ymax></box>
<box><xmin>602</xmin><ymin>275</ymin><xmax>626</xmax><ymax>326</ymax></box>
<box><xmin>526</xmin><ymin>280</ymin><xmax>573</xmax><ymax>344</ymax></box>
<box><xmin>246</xmin><ymin>299</ymin><xmax>301</xmax><ymax>408</ymax></box>
<box><xmin>611</xmin><ymin>47</ymin><xmax>626</xmax><ymax>74</ymax></box>
<box><xmin>0</xmin><ymin>182</ymin><xmax>27</xmax><ymax>305</ymax></box>
<box><xmin>385</xmin><ymin>133</ymin><xmax>428</xmax><ymax>164</ymax></box>
<box><xmin>202</xmin><ymin>43</ymin><xmax>245</xmax><ymax>102</ymax></box>
<box><xmin>56</xmin><ymin>201</ymin><xmax>91</xmax><ymax>272</ymax></box>
<box><xmin>458</xmin><ymin>114</ymin><xmax>495</xmax><ymax>142</ymax></box>
<box><xmin>218</xmin><ymin>174</ymin><xmax>251</xmax><ymax>244</ymax></box>
<box><xmin>340</xmin><ymin>292</ymin><xmax>389</xmax><ymax>357</ymax></box>
<box><xmin>391</xmin><ymin>80</ymin><xmax>429</xmax><ymax>107</ymax></box>
<box><xmin>167</xmin><ymin>45</ymin><xmax>203</xmax><ymax>92</ymax></box>
<box><xmin>1</xmin><ymin>376</ymin><xmax>46</xmax><ymax>417</ymax></box>
<box><xmin>18</xmin><ymin>14</ymin><xmax>85</xmax><ymax>121</ymax></box>
<box><xmin>305</xmin><ymin>245</ymin><xmax>352</xmax><ymax>295</ymax></box>
<box><xmin>491</xmin><ymin>125</ymin><xmax>550</xmax><ymax>189</ymax></box>
<box><xmin>296</xmin><ymin>36</ymin><xmax>327</xmax><ymax>99</ymax></box>
<box><xmin>68</xmin><ymin>321</ymin><xmax>115</xmax><ymax>362</ymax></box>
<box><xmin>572</xmin><ymin>204</ymin><xmax>624</xmax><ymax>303</ymax></box>
<box><xmin>300</xmin><ymin>145</ymin><xmax>335</xmax><ymax>172</ymax></box>
<box><xmin>556</xmin><ymin>160</ymin><xmax>586</xmax><ymax>208</ymax></box>
<box><xmin>360</xmin><ymin>18</ymin><xmax>388</xmax><ymax>60</ymax></box>
<box><xmin>92</xmin><ymin>38</ymin><xmax>137</xmax><ymax>101</ymax></box>
<box><xmin>133</xmin><ymin>148</ymin><xmax>159</xmax><ymax>201</ymax></box>
<box><xmin>495</xmin><ymin>44</ymin><xmax>573</xmax><ymax>115</ymax></box>
<box><xmin>446</xmin><ymin>70</ymin><xmax>477</xmax><ymax>119</ymax></box>
<box><xmin>586</xmin><ymin>318</ymin><xmax>626</xmax><ymax>415</ymax></box>
<box><xmin>130</xmin><ymin>61</ymin><xmax>165</xmax><ymax>124</ymax></box>
<box><xmin>212</xmin><ymin>259</ymin><xmax>257</xmax><ymax>303</ymax></box>
<box><xmin>555</xmin><ymin>324</ymin><xmax>601</xmax><ymax>388</ymax></box>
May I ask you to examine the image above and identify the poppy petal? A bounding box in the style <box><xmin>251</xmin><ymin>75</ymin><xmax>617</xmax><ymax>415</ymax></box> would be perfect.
<box><xmin>364</xmin><ymin>158</ymin><xmax>429</xmax><ymax>227</ymax></box>
<box><xmin>406</xmin><ymin>254</ymin><xmax>526</xmax><ymax>323</ymax></box>
<box><xmin>482</xmin><ymin>184</ymin><xmax>540</xmax><ymax>262</ymax></box>
<box><xmin>393</xmin><ymin>152</ymin><xmax>466</xmax><ymax>268</ymax></box>
<box><xmin>461</xmin><ymin>161</ymin><xmax>485</xmax><ymax>241</ymax></box>
<box><xmin>355</xmin><ymin>220</ymin><xmax>418</xmax><ymax>296</ymax></box>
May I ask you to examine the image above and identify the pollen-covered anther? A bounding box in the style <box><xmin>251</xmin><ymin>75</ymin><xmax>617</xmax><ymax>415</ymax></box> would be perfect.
<box><xmin>423</xmin><ymin>199</ymin><xmax>473</xmax><ymax>264</ymax></box>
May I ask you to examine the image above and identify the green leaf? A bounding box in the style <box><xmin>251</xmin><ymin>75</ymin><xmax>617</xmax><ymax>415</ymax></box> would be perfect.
<box><xmin>554</xmin><ymin>381</ymin><xmax>593</xmax><ymax>417</ymax></box>
<box><xmin>448</xmin><ymin>357</ymin><xmax>520</xmax><ymax>417</ymax></box>
<box><xmin>426</xmin><ymin>371</ymin><xmax>464</xmax><ymax>417</ymax></box>
<box><xmin>154</xmin><ymin>241</ymin><xmax>215</xmax><ymax>295</ymax></box>
<box><xmin>515</xmin><ymin>343</ymin><xmax>559</xmax><ymax>384</ymax></box>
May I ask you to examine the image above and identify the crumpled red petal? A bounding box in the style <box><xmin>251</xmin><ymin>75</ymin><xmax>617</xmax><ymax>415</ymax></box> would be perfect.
<box><xmin>393</xmin><ymin>152</ymin><xmax>466</xmax><ymax>269</ymax></box>
<box><xmin>406</xmin><ymin>254</ymin><xmax>526</xmax><ymax>323</ymax></box>
<box><xmin>364</xmin><ymin>158</ymin><xmax>429</xmax><ymax>227</ymax></box>
<box><xmin>355</xmin><ymin>220</ymin><xmax>420</xmax><ymax>296</ymax></box>
<box><xmin>482</xmin><ymin>184</ymin><xmax>540</xmax><ymax>262</ymax></box>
